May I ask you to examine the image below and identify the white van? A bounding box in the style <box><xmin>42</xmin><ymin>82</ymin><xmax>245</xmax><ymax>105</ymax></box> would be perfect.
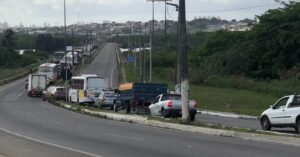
<box><xmin>69</xmin><ymin>75</ymin><xmax>108</xmax><ymax>104</ymax></box>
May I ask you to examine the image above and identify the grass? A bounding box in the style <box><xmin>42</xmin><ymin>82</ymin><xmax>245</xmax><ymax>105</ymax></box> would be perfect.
<box><xmin>124</xmin><ymin>66</ymin><xmax>281</xmax><ymax>116</ymax></box>
<box><xmin>189</xmin><ymin>85</ymin><xmax>278</xmax><ymax>116</ymax></box>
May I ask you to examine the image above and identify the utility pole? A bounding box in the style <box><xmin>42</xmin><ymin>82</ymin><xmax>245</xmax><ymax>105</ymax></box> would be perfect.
<box><xmin>178</xmin><ymin>0</ymin><xmax>190</xmax><ymax>122</ymax></box>
<box><xmin>149</xmin><ymin>0</ymin><xmax>154</xmax><ymax>83</ymax></box>
<box><xmin>165</xmin><ymin>0</ymin><xmax>167</xmax><ymax>49</ymax></box>
<box><xmin>64</xmin><ymin>0</ymin><xmax>68</xmax><ymax>102</ymax></box>
<box><xmin>71</xmin><ymin>28</ymin><xmax>74</xmax><ymax>66</ymax></box>
<box><xmin>139</xmin><ymin>22</ymin><xmax>142</xmax><ymax>82</ymax></box>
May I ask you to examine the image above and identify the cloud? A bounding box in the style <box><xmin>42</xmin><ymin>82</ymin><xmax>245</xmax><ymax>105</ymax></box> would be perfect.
<box><xmin>0</xmin><ymin>0</ymin><xmax>284</xmax><ymax>26</ymax></box>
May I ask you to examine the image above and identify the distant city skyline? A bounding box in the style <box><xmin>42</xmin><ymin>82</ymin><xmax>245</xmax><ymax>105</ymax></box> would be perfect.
<box><xmin>0</xmin><ymin>0</ymin><xmax>289</xmax><ymax>27</ymax></box>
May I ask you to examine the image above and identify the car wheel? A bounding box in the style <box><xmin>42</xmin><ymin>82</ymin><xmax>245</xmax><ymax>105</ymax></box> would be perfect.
<box><xmin>261</xmin><ymin>116</ymin><xmax>271</xmax><ymax>131</ymax></box>
<box><xmin>42</xmin><ymin>94</ymin><xmax>46</xmax><ymax>101</ymax></box>
<box><xmin>50</xmin><ymin>95</ymin><xmax>54</xmax><ymax>102</ymax></box>
<box><xmin>295</xmin><ymin>119</ymin><xmax>300</xmax><ymax>133</ymax></box>
<box><xmin>125</xmin><ymin>102</ymin><xmax>130</xmax><ymax>114</ymax></box>
<box><xmin>162</xmin><ymin>109</ymin><xmax>170</xmax><ymax>118</ymax></box>
<box><xmin>190</xmin><ymin>114</ymin><xmax>195</xmax><ymax>122</ymax></box>
<box><xmin>113</xmin><ymin>102</ymin><xmax>118</xmax><ymax>112</ymax></box>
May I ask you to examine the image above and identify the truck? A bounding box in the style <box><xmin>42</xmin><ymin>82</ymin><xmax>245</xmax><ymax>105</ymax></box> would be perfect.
<box><xmin>114</xmin><ymin>83</ymin><xmax>168</xmax><ymax>114</ymax></box>
<box><xmin>149</xmin><ymin>94</ymin><xmax>197</xmax><ymax>121</ymax></box>
<box><xmin>26</xmin><ymin>74</ymin><xmax>47</xmax><ymax>97</ymax></box>
<box><xmin>261</xmin><ymin>95</ymin><xmax>300</xmax><ymax>133</ymax></box>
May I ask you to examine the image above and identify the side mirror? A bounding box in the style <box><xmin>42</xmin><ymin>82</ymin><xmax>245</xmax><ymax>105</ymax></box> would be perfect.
<box><xmin>270</xmin><ymin>105</ymin><xmax>273</xmax><ymax>109</ymax></box>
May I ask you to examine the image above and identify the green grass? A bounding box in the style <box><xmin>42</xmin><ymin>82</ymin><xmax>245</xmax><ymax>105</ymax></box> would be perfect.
<box><xmin>189</xmin><ymin>85</ymin><xmax>278</xmax><ymax>116</ymax></box>
<box><xmin>124</xmin><ymin>66</ymin><xmax>281</xmax><ymax>116</ymax></box>
<box><xmin>0</xmin><ymin>68</ymin><xmax>21</xmax><ymax>79</ymax></box>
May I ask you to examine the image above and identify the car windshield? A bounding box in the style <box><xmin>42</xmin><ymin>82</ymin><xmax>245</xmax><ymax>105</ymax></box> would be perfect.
<box><xmin>56</xmin><ymin>88</ymin><xmax>65</xmax><ymax>92</ymax></box>
<box><xmin>87</xmin><ymin>78</ymin><xmax>106</xmax><ymax>89</ymax></box>
<box><xmin>161</xmin><ymin>95</ymin><xmax>181</xmax><ymax>101</ymax></box>
<box><xmin>104</xmin><ymin>91</ymin><xmax>115</xmax><ymax>97</ymax></box>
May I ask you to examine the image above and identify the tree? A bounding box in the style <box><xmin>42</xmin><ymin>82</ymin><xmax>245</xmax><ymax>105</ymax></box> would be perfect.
<box><xmin>36</xmin><ymin>34</ymin><xmax>54</xmax><ymax>52</ymax></box>
<box><xmin>1</xmin><ymin>29</ymin><xmax>15</xmax><ymax>48</ymax></box>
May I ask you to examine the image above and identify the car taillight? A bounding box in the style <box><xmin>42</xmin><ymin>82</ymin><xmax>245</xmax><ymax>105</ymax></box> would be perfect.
<box><xmin>84</xmin><ymin>90</ymin><xmax>87</xmax><ymax>97</ymax></box>
<box><xmin>167</xmin><ymin>101</ymin><xmax>172</xmax><ymax>108</ymax></box>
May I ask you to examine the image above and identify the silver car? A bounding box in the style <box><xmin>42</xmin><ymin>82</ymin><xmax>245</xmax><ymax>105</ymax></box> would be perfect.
<box><xmin>95</xmin><ymin>89</ymin><xmax>115</xmax><ymax>110</ymax></box>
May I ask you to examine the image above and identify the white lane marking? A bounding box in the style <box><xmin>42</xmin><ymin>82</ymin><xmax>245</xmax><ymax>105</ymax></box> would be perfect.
<box><xmin>0</xmin><ymin>127</ymin><xmax>103</xmax><ymax>157</ymax></box>
<box><xmin>110</xmin><ymin>64</ymin><xmax>118</xmax><ymax>89</ymax></box>
<box><xmin>14</xmin><ymin>90</ymin><xmax>26</xmax><ymax>101</ymax></box>
<box><xmin>50</xmin><ymin>120</ymin><xmax>65</xmax><ymax>126</ymax></box>
<box><xmin>105</xmin><ymin>133</ymin><xmax>144</xmax><ymax>142</ymax></box>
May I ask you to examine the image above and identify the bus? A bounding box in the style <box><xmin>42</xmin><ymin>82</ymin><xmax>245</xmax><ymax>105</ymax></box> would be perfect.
<box><xmin>68</xmin><ymin>75</ymin><xmax>108</xmax><ymax>104</ymax></box>
<box><xmin>38</xmin><ymin>63</ymin><xmax>59</xmax><ymax>84</ymax></box>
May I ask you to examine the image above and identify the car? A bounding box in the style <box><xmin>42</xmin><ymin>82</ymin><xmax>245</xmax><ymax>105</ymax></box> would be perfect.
<box><xmin>149</xmin><ymin>94</ymin><xmax>197</xmax><ymax>121</ymax></box>
<box><xmin>42</xmin><ymin>86</ymin><xmax>67</xmax><ymax>101</ymax></box>
<box><xmin>260</xmin><ymin>95</ymin><xmax>300</xmax><ymax>133</ymax></box>
<box><xmin>95</xmin><ymin>89</ymin><xmax>115</xmax><ymax>109</ymax></box>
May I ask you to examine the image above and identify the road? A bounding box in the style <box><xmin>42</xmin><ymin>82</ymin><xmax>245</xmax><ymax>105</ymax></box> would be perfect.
<box><xmin>0</xmin><ymin>43</ymin><xmax>300</xmax><ymax>157</ymax></box>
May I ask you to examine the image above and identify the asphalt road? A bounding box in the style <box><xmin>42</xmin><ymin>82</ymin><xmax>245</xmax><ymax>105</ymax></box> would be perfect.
<box><xmin>196</xmin><ymin>112</ymin><xmax>297</xmax><ymax>133</ymax></box>
<box><xmin>0</xmin><ymin>43</ymin><xmax>300</xmax><ymax>157</ymax></box>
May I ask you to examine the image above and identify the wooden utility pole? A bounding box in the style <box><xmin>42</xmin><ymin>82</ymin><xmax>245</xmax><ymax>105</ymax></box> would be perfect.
<box><xmin>178</xmin><ymin>0</ymin><xmax>190</xmax><ymax>122</ymax></box>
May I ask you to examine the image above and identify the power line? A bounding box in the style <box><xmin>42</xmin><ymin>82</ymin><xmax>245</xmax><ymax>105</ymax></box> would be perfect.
<box><xmin>188</xmin><ymin>3</ymin><xmax>281</xmax><ymax>13</ymax></box>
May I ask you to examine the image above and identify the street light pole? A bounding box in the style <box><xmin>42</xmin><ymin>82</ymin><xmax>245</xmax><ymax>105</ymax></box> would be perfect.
<box><xmin>64</xmin><ymin>0</ymin><xmax>68</xmax><ymax>102</ymax></box>
<box><xmin>149</xmin><ymin>0</ymin><xmax>154</xmax><ymax>83</ymax></box>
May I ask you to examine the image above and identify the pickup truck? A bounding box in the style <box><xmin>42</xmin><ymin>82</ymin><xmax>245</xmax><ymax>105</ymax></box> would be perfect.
<box><xmin>149</xmin><ymin>94</ymin><xmax>197</xmax><ymax>121</ymax></box>
<box><xmin>260</xmin><ymin>95</ymin><xmax>300</xmax><ymax>133</ymax></box>
<box><xmin>114</xmin><ymin>83</ymin><xmax>168</xmax><ymax>114</ymax></box>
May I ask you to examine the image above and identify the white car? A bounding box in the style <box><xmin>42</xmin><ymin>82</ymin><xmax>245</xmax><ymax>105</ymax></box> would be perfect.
<box><xmin>260</xmin><ymin>95</ymin><xmax>300</xmax><ymax>133</ymax></box>
<box><xmin>149</xmin><ymin>94</ymin><xmax>197</xmax><ymax>121</ymax></box>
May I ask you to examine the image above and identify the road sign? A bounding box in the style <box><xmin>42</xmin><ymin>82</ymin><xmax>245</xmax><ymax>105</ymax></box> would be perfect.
<box><xmin>66</xmin><ymin>46</ymin><xmax>73</xmax><ymax>51</ymax></box>
<box><xmin>127</xmin><ymin>56</ymin><xmax>136</xmax><ymax>63</ymax></box>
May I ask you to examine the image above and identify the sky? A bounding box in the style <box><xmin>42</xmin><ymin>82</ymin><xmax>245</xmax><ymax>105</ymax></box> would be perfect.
<box><xmin>0</xmin><ymin>0</ymin><xmax>291</xmax><ymax>26</ymax></box>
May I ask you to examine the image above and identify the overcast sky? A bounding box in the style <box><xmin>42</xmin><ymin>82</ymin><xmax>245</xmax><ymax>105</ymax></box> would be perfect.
<box><xmin>0</xmin><ymin>0</ymin><xmax>289</xmax><ymax>26</ymax></box>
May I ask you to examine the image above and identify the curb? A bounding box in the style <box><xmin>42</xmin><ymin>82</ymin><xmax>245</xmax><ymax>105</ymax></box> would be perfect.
<box><xmin>56</xmin><ymin>102</ymin><xmax>300</xmax><ymax>147</ymax></box>
<box><xmin>198</xmin><ymin>110</ymin><xmax>259</xmax><ymax>120</ymax></box>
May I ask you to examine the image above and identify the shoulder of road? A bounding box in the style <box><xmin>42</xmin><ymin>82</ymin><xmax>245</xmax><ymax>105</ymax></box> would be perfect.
<box><xmin>198</xmin><ymin>110</ymin><xmax>259</xmax><ymax>120</ymax></box>
<box><xmin>51</xmin><ymin>101</ymin><xmax>300</xmax><ymax>147</ymax></box>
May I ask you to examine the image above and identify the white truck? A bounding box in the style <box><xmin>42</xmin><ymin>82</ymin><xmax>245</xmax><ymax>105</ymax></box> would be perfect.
<box><xmin>26</xmin><ymin>74</ymin><xmax>47</xmax><ymax>97</ymax></box>
<box><xmin>149</xmin><ymin>94</ymin><xmax>197</xmax><ymax>121</ymax></box>
<box><xmin>261</xmin><ymin>95</ymin><xmax>300</xmax><ymax>133</ymax></box>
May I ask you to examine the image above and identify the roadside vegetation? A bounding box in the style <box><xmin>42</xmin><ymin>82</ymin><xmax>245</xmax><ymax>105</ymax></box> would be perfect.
<box><xmin>119</xmin><ymin>1</ymin><xmax>300</xmax><ymax>116</ymax></box>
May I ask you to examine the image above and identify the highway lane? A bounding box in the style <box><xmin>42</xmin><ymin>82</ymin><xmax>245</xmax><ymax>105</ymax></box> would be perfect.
<box><xmin>0</xmin><ymin>43</ymin><xmax>300</xmax><ymax>157</ymax></box>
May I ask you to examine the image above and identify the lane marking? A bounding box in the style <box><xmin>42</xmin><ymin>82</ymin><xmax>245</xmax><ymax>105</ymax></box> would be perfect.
<box><xmin>0</xmin><ymin>127</ymin><xmax>103</xmax><ymax>157</ymax></box>
<box><xmin>105</xmin><ymin>133</ymin><xmax>144</xmax><ymax>142</ymax></box>
<box><xmin>14</xmin><ymin>90</ymin><xmax>26</xmax><ymax>102</ymax></box>
<box><xmin>50</xmin><ymin>120</ymin><xmax>65</xmax><ymax>126</ymax></box>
